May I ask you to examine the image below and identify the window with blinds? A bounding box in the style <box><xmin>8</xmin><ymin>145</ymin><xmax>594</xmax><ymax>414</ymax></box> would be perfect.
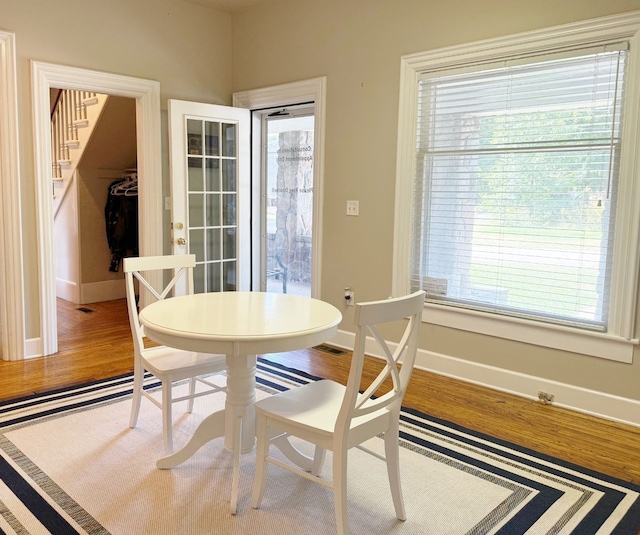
<box><xmin>411</xmin><ymin>47</ymin><xmax>628</xmax><ymax>330</ymax></box>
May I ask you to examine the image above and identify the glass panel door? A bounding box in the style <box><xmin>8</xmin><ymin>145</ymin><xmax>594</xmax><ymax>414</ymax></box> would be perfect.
<box><xmin>262</xmin><ymin>110</ymin><xmax>315</xmax><ymax>296</ymax></box>
<box><xmin>168</xmin><ymin>99</ymin><xmax>250</xmax><ymax>295</ymax></box>
<box><xmin>187</xmin><ymin>118</ymin><xmax>237</xmax><ymax>292</ymax></box>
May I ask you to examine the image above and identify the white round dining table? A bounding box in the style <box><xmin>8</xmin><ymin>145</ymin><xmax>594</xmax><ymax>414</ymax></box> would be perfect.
<box><xmin>139</xmin><ymin>291</ymin><xmax>342</xmax><ymax>513</ymax></box>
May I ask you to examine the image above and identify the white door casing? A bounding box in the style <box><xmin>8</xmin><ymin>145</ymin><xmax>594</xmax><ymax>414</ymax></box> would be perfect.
<box><xmin>0</xmin><ymin>30</ymin><xmax>25</xmax><ymax>361</ymax></box>
<box><xmin>32</xmin><ymin>61</ymin><xmax>162</xmax><ymax>357</ymax></box>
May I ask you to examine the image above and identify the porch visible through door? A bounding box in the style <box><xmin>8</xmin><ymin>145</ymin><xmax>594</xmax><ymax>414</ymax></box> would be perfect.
<box><xmin>263</xmin><ymin>107</ymin><xmax>315</xmax><ymax>297</ymax></box>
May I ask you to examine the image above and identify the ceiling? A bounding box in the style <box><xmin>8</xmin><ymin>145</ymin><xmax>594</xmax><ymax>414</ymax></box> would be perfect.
<box><xmin>182</xmin><ymin>0</ymin><xmax>266</xmax><ymax>13</ymax></box>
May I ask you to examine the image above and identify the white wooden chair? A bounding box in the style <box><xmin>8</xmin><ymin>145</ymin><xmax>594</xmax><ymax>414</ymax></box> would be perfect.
<box><xmin>124</xmin><ymin>254</ymin><xmax>227</xmax><ymax>454</ymax></box>
<box><xmin>251</xmin><ymin>290</ymin><xmax>425</xmax><ymax>535</ymax></box>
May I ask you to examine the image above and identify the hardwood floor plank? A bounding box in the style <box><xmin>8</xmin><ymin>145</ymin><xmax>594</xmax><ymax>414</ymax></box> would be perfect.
<box><xmin>1</xmin><ymin>297</ymin><xmax>638</xmax><ymax>492</ymax></box>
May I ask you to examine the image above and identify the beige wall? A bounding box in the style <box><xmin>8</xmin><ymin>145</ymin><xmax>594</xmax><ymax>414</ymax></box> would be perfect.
<box><xmin>4</xmin><ymin>0</ymin><xmax>640</xmax><ymax>404</ymax></box>
<box><xmin>231</xmin><ymin>0</ymin><xmax>640</xmax><ymax>401</ymax></box>
<box><xmin>0</xmin><ymin>0</ymin><xmax>233</xmax><ymax>335</ymax></box>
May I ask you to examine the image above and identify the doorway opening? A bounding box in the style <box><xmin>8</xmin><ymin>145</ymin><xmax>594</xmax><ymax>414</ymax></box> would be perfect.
<box><xmin>32</xmin><ymin>61</ymin><xmax>162</xmax><ymax>357</ymax></box>
<box><xmin>260</xmin><ymin>104</ymin><xmax>315</xmax><ymax>297</ymax></box>
<box><xmin>233</xmin><ymin>76</ymin><xmax>327</xmax><ymax>300</ymax></box>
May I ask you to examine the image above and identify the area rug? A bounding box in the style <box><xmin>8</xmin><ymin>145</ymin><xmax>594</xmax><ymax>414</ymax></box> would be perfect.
<box><xmin>1</xmin><ymin>358</ymin><xmax>639</xmax><ymax>535</ymax></box>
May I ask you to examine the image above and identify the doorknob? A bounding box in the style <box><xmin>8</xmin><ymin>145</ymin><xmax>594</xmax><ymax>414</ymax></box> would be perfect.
<box><xmin>176</xmin><ymin>237</ymin><xmax>186</xmax><ymax>246</ymax></box>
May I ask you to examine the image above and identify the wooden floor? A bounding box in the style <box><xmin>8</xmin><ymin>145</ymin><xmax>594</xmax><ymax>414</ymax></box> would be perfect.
<box><xmin>1</xmin><ymin>297</ymin><xmax>639</xmax><ymax>492</ymax></box>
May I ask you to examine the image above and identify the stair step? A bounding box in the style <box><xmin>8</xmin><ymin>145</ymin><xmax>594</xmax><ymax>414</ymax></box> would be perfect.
<box><xmin>65</xmin><ymin>140</ymin><xmax>80</xmax><ymax>149</ymax></box>
<box><xmin>83</xmin><ymin>96</ymin><xmax>98</xmax><ymax>106</ymax></box>
<box><xmin>52</xmin><ymin>178</ymin><xmax>63</xmax><ymax>183</ymax></box>
<box><xmin>58</xmin><ymin>160</ymin><xmax>71</xmax><ymax>168</ymax></box>
<box><xmin>74</xmin><ymin>119</ymin><xmax>89</xmax><ymax>128</ymax></box>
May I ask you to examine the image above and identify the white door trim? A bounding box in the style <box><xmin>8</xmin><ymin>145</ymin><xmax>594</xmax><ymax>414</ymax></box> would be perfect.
<box><xmin>32</xmin><ymin>61</ymin><xmax>163</xmax><ymax>357</ymax></box>
<box><xmin>233</xmin><ymin>77</ymin><xmax>327</xmax><ymax>297</ymax></box>
<box><xmin>0</xmin><ymin>30</ymin><xmax>25</xmax><ymax>361</ymax></box>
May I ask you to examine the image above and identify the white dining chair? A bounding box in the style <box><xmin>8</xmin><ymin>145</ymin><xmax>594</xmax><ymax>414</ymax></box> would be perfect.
<box><xmin>251</xmin><ymin>290</ymin><xmax>426</xmax><ymax>535</ymax></box>
<box><xmin>123</xmin><ymin>254</ymin><xmax>227</xmax><ymax>454</ymax></box>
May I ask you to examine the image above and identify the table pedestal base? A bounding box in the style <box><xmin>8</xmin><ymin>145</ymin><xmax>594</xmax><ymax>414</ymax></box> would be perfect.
<box><xmin>156</xmin><ymin>354</ymin><xmax>257</xmax><ymax>514</ymax></box>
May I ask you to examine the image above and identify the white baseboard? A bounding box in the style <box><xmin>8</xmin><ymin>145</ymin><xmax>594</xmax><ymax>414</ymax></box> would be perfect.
<box><xmin>25</xmin><ymin>337</ymin><xmax>43</xmax><ymax>359</ymax></box>
<box><xmin>55</xmin><ymin>278</ymin><xmax>79</xmax><ymax>303</ymax></box>
<box><xmin>329</xmin><ymin>329</ymin><xmax>640</xmax><ymax>429</ymax></box>
<box><xmin>80</xmin><ymin>280</ymin><xmax>126</xmax><ymax>304</ymax></box>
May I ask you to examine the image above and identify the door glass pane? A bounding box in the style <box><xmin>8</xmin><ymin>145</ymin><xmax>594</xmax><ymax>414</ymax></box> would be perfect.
<box><xmin>188</xmin><ymin>159</ymin><xmax>203</xmax><ymax>190</ymax></box>
<box><xmin>189</xmin><ymin>193</ymin><xmax>204</xmax><ymax>227</ymax></box>
<box><xmin>223</xmin><ymin>194</ymin><xmax>235</xmax><ymax>226</ymax></box>
<box><xmin>207</xmin><ymin>228</ymin><xmax>221</xmax><ymax>261</ymax></box>
<box><xmin>190</xmin><ymin>228</ymin><xmax>204</xmax><ymax>262</ymax></box>
<box><xmin>222</xmin><ymin>123</ymin><xmax>236</xmax><ymax>157</ymax></box>
<box><xmin>224</xmin><ymin>228</ymin><xmax>236</xmax><ymax>259</ymax></box>
<box><xmin>205</xmin><ymin>159</ymin><xmax>220</xmax><ymax>191</ymax></box>
<box><xmin>264</xmin><ymin>114</ymin><xmax>314</xmax><ymax>296</ymax></box>
<box><xmin>223</xmin><ymin>261</ymin><xmax>236</xmax><ymax>291</ymax></box>
<box><xmin>206</xmin><ymin>194</ymin><xmax>220</xmax><ymax>226</ymax></box>
<box><xmin>222</xmin><ymin>160</ymin><xmax>236</xmax><ymax>191</ymax></box>
<box><xmin>207</xmin><ymin>262</ymin><xmax>221</xmax><ymax>292</ymax></box>
<box><xmin>204</xmin><ymin>121</ymin><xmax>220</xmax><ymax>156</ymax></box>
<box><xmin>187</xmin><ymin>119</ymin><xmax>202</xmax><ymax>155</ymax></box>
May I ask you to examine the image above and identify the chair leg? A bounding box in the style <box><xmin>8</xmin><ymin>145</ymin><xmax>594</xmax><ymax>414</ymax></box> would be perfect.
<box><xmin>384</xmin><ymin>422</ymin><xmax>406</xmax><ymax>521</ymax></box>
<box><xmin>251</xmin><ymin>415</ymin><xmax>269</xmax><ymax>509</ymax></box>
<box><xmin>187</xmin><ymin>377</ymin><xmax>197</xmax><ymax>413</ymax></box>
<box><xmin>311</xmin><ymin>446</ymin><xmax>326</xmax><ymax>476</ymax></box>
<box><xmin>162</xmin><ymin>380</ymin><xmax>174</xmax><ymax>454</ymax></box>
<box><xmin>129</xmin><ymin>367</ymin><xmax>143</xmax><ymax>429</ymax></box>
<box><xmin>333</xmin><ymin>447</ymin><xmax>349</xmax><ymax>535</ymax></box>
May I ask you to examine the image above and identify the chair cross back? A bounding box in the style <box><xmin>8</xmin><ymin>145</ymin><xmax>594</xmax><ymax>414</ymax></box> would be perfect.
<box><xmin>349</xmin><ymin>314</ymin><xmax>418</xmax><ymax>419</ymax></box>
<box><xmin>127</xmin><ymin>254</ymin><xmax>194</xmax><ymax>303</ymax></box>
<box><xmin>338</xmin><ymin>291</ymin><xmax>425</xmax><ymax>427</ymax></box>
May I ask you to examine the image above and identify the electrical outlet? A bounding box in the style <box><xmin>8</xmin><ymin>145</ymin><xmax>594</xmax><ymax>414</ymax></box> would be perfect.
<box><xmin>344</xmin><ymin>287</ymin><xmax>355</xmax><ymax>306</ymax></box>
<box><xmin>346</xmin><ymin>200</ymin><xmax>359</xmax><ymax>216</ymax></box>
<box><xmin>538</xmin><ymin>391</ymin><xmax>554</xmax><ymax>405</ymax></box>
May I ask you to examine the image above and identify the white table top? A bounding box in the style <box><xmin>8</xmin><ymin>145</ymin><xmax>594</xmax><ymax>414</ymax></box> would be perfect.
<box><xmin>139</xmin><ymin>291</ymin><xmax>342</xmax><ymax>356</ymax></box>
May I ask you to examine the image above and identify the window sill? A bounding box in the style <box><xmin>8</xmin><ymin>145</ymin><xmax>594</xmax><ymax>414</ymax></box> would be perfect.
<box><xmin>422</xmin><ymin>303</ymin><xmax>637</xmax><ymax>363</ymax></box>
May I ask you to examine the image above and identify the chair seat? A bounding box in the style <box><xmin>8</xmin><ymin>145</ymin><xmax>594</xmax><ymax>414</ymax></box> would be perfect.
<box><xmin>255</xmin><ymin>379</ymin><xmax>389</xmax><ymax>440</ymax></box>
<box><xmin>142</xmin><ymin>345</ymin><xmax>226</xmax><ymax>377</ymax></box>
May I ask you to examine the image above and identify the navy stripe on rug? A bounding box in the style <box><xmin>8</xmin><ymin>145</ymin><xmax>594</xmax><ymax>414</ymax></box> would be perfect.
<box><xmin>0</xmin><ymin>456</ymin><xmax>78</xmax><ymax>535</ymax></box>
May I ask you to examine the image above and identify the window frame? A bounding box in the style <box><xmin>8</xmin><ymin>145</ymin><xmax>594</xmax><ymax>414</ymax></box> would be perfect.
<box><xmin>393</xmin><ymin>12</ymin><xmax>640</xmax><ymax>363</ymax></box>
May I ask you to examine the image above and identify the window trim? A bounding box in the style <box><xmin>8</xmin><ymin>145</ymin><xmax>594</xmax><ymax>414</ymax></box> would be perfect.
<box><xmin>393</xmin><ymin>11</ymin><xmax>640</xmax><ymax>363</ymax></box>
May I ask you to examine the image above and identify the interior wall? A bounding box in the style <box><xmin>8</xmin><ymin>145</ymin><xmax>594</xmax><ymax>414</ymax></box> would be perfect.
<box><xmin>0</xmin><ymin>0</ymin><xmax>233</xmax><ymax>338</ymax></box>
<box><xmin>231</xmin><ymin>0</ymin><xmax>640</xmax><ymax>402</ymax></box>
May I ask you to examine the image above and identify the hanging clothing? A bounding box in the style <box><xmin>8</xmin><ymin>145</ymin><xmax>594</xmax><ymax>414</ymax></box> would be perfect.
<box><xmin>105</xmin><ymin>177</ymin><xmax>139</xmax><ymax>272</ymax></box>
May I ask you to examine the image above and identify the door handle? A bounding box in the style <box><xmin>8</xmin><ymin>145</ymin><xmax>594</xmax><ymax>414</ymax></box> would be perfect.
<box><xmin>176</xmin><ymin>237</ymin><xmax>186</xmax><ymax>246</ymax></box>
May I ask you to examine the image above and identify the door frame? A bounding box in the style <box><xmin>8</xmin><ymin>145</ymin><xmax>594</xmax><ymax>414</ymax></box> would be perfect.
<box><xmin>233</xmin><ymin>77</ymin><xmax>326</xmax><ymax>297</ymax></box>
<box><xmin>0</xmin><ymin>30</ymin><xmax>25</xmax><ymax>361</ymax></box>
<box><xmin>32</xmin><ymin>61</ymin><xmax>163</xmax><ymax>356</ymax></box>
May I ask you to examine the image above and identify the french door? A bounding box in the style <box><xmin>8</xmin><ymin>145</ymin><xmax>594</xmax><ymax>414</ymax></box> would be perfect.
<box><xmin>168</xmin><ymin>100</ymin><xmax>250</xmax><ymax>294</ymax></box>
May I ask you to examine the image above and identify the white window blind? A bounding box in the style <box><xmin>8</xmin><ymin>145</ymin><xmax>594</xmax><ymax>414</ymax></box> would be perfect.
<box><xmin>412</xmin><ymin>48</ymin><xmax>628</xmax><ymax>330</ymax></box>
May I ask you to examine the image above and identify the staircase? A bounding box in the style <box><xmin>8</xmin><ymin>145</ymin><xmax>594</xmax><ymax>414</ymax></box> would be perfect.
<box><xmin>51</xmin><ymin>90</ymin><xmax>109</xmax><ymax>214</ymax></box>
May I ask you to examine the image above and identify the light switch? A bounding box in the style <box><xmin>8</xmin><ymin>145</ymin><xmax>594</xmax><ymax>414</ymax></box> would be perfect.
<box><xmin>346</xmin><ymin>200</ymin><xmax>359</xmax><ymax>216</ymax></box>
